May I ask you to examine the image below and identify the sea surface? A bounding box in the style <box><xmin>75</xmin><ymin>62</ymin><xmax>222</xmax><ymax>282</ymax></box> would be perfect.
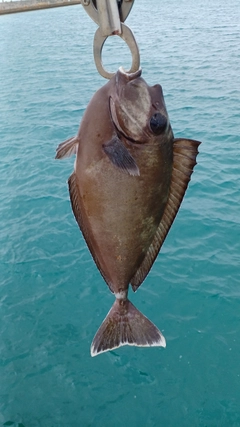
<box><xmin>0</xmin><ymin>1</ymin><xmax>240</xmax><ymax>426</ymax></box>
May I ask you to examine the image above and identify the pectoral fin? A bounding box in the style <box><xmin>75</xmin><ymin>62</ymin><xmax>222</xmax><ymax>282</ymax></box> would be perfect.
<box><xmin>103</xmin><ymin>136</ymin><xmax>140</xmax><ymax>176</ymax></box>
<box><xmin>131</xmin><ymin>138</ymin><xmax>201</xmax><ymax>291</ymax></box>
<box><xmin>55</xmin><ymin>136</ymin><xmax>79</xmax><ymax>159</ymax></box>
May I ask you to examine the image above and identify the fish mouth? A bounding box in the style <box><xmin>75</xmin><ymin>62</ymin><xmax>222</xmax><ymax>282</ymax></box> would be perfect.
<box><xmin>116</xmin><ymin>67</ymin><xmax>142</xmax><ymax>92</ymax></box>
<box><xmin>109</xmin><ymin>96</ymin><xmax>145</xmax><ymax>145</ymax></box>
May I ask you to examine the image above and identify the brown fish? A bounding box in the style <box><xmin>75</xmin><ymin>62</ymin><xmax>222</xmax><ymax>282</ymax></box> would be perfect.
<box><xmin>56</xmin><ymin>67</ymin><xmax>201</xmax><ymax>357</ymax></box>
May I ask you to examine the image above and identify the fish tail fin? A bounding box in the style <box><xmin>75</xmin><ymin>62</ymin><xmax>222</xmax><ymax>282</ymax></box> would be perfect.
<box><xmin>91</xmin><ymin>298</ymin><xmax>166</xmax><ymax>357</ymax></box>
<box><xmin>55</xmin><ymin>136</ymin><xmax>79</xmax><ymax>159</ymax></box>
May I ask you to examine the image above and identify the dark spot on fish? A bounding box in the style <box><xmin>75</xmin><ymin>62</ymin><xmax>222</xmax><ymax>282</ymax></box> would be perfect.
<box><xmin>150</xmin><ymin>113</ymin><xmax>167</xmax><ymax>135</ymax></box>
<box><xmin>152</xmin><ymin>101</ymin><xmax>160</xmax><ymax>109</ymax></box>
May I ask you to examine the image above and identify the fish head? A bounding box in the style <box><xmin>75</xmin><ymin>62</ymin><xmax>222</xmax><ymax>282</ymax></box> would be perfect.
<box><xmin>109</xmin><ymin>67</ymin><xmax>173</xmax><ymax>144</ymax></box>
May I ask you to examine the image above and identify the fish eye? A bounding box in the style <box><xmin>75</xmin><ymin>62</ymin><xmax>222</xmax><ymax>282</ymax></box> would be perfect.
<box><xmin>150</xmin><ymin>113</ymin><xmax>168</xmax><ymax>135</ymax></box>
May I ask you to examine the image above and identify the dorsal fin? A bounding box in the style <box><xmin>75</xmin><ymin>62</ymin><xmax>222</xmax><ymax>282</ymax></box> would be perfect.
<box><xmin>131</xmin><ymin>138</ymin><xmax>201</xmax><ymax>291</ymax></box>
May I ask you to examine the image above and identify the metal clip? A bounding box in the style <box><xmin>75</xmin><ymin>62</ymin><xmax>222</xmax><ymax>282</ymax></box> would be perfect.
<box><xmin>82</xmin><ymin>0</ymin><xmax>134</xmax><ymax>27</ymax></box>
<box><xmin>82</xmin><ymin>0</ymin><xmax>140</xmax><ymax>79</ymax></box>
<box><xmin>96</xmin><ymin>0</ymin><xmax>121</xmax><ymax>36</ymax></box>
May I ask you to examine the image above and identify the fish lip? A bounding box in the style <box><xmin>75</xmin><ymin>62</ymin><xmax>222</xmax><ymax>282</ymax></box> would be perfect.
<box><xmin>108</xmin><ymin>96</ymin><xmax>145</xmax><ymax>146</ymax></box>
<box><xmin>116</xmin><ymin>67</ymin><xmax>142</xmax><ymax>94</ymax></box>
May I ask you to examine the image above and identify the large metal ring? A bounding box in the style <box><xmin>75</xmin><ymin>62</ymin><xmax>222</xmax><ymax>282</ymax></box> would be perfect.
<box><xmin>93</xmin><ymin>23</ymin><xmax>140</xmax><ymax>79</ymax></box>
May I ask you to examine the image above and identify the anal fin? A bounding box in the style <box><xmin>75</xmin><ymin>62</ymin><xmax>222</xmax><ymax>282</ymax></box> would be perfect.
<box><xmin>68</xmin><ymin>172</ymin><xmax>83</xmax><ymax>232</ymax></box>
<box><xmin>68</xmin><ymin>173</ymin><xmax>115</xmax><ymax>293</ymax></box>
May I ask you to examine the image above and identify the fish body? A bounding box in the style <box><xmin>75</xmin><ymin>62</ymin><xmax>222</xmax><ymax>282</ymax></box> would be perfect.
<box><xmin>56</xmin><ymin>68</ymin><xmax>200</xmax><ymax>356</ymax></box>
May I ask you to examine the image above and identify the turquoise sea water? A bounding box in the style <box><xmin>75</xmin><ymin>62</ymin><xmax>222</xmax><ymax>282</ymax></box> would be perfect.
<box><xmin>0</xmin><ymin>1</ymin><xmax>240</xmax><ymax>426</ymax></box>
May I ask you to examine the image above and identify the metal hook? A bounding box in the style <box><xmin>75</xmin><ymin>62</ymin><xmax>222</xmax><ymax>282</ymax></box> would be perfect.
<box><xmin>93</xmin><ymin>23</ymin><xmax>140</xmax><ymax>79</ymax></box>
<box><xmin>82</xmin><ymin>0</ymin><xmax>139</xmax><ymax>79</ymax></box>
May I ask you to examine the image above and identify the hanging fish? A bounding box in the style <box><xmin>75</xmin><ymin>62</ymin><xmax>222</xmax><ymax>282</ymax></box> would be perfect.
<box><xmin>56</xmin><ymin>67</ymin><xmax>201</xmax><ymax>357</ymax></box>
